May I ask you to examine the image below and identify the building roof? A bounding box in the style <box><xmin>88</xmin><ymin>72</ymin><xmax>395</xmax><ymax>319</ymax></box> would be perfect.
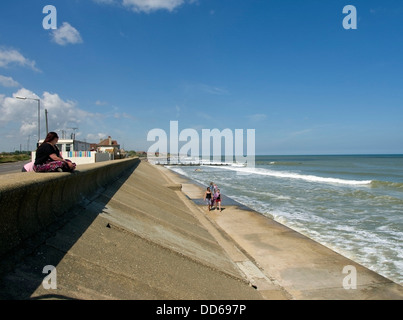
<box><xmin>98</xmin><ymin>136</ymin><xmax>119</xmax><ymax>146</ymax></box>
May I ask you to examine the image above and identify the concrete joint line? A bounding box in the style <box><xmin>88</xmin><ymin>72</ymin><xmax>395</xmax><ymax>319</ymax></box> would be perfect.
<box><xmin>113</xmin><ymin>180</ymin><xmax>187</xmax><ymax>213</ymax></box>
<box><xmin>102</xmin><ymin>198</ymin><xmax>218</xmax><ymax>247</ymax></box>
<box><xmin>104</xmin><ymin>221</ymin><xmax>246</xmax><ymax>283</ymax></box>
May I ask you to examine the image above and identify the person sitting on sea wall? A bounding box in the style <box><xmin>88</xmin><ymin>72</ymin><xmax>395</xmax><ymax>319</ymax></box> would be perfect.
<box><xmin>34</xmin><ymin>132</ymin><xmax>76</xmax><ymax>173</ymax></box>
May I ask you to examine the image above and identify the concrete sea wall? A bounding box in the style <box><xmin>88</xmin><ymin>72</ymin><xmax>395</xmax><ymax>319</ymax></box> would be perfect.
<box><xmin>0</xmin><ymin>158</ymin><xmax>139</xmax><ymax>258</ymax></box>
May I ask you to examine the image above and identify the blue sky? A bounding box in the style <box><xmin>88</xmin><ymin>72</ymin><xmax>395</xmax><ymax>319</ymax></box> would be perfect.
<box><xmin>0</xmin><ymin>0</ymin><xmax>402</xmax><ymax>155</ymax></box>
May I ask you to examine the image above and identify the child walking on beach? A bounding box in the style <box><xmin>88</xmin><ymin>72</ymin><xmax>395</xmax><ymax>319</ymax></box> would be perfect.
<box><xmin>209</xmin><ymin>182</ymin><xmax>218</xmax><ymax>208</ymax></box>
<box><xmin>204</xmin><ymin>187</ymin><xmax>213</xmax><ymax>211</ymax></box>
<box><xmin>214</xmin><ymin>189</ymin><xmax>222</xmax><ymax>212</ymax></box>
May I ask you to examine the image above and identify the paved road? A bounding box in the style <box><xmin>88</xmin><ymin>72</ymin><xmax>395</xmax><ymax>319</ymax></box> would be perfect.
<box><xmin>0</xmin><ymin>160</ymin><xmax>31</xmax><ymax>175</ymax></box>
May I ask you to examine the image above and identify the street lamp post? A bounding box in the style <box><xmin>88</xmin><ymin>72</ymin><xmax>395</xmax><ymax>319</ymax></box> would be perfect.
<box><xmin>45</xmin><ymin>109</ymin><xmax>49</xmax><ymax>135</ymax></box>
<box><xmin>16</xmin><ymin>96</ymin><xmax>41</xmax><ymax>145</ymax></box>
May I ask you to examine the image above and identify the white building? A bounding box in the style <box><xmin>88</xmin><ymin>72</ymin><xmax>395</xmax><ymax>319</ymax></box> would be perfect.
<box><xmin>55</xmin><ymin>139</ymin><xmax>91</xmax><ymax>153</ymax></box>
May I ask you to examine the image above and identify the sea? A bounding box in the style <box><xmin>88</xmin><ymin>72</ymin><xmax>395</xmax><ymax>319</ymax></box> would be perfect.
<box><xmin>166</xmin><ymin>154</ymin><xmax>403</xmax><ymax>285</ymax></box>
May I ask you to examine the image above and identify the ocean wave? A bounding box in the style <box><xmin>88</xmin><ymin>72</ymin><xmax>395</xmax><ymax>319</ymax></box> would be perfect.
<box><xmin>166</xmin><ymin>167</ymin><xmax>188</xmax><ymax>177</ymax></box>
<box><xmin>371</xmin><ymin>180</ymin><xmax>403</xmax><ymax>190</ymax></box>
<box><xmin>342</xmin><ymin>190</ymin><xmax>403</xmax><ymax>206</ymax></box>
<box><xmin>265</xmin><ymin>161</ymin><xmax>302</xmax><ymax>166</ymax></box>
<box><xmin>218</xmin><ymin>166</ymin><xmax>373</xmax><ymax>186</ymax></box>
<box><xmin>258</xmin><ymin>161</ymin><xmax>302</xmax><ymax>166</ymax></box>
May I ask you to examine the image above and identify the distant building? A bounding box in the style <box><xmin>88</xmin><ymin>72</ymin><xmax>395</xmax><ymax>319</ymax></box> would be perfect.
<box><xmin>97</xmin><ymin>136</ymin><xmax>122</xmax><ymax>159</ymax></box>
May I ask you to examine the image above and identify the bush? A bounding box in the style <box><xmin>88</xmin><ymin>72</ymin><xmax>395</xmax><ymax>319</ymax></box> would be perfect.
<box><xmin>0</xmin><ymin>153</ymin><xmax>31</xmax><ymax>163</ymax></box>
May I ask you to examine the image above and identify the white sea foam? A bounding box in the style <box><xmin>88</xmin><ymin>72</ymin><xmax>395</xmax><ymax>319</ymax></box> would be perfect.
<box><xmin>217</xmin><ymin>166</ymin><xmax>373</xmax><ymax>186</ymax></box>
<box><xmin>166</xmin><ymin>166</ymin><xmax>187</xmax><ymax>177</ymax></box>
